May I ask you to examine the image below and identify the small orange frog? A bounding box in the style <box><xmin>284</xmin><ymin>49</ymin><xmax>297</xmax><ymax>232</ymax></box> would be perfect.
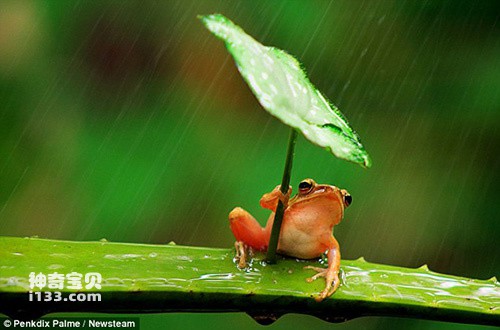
<box><xmin>229</xmin><ymin>178</ymin><xmax>351</xmax><ymax>301</ymax></box>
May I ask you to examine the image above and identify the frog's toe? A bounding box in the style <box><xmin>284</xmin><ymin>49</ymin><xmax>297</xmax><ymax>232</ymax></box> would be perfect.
<box><xmin>304</xmin><ymin>265</ymin><xmax>340</xmax><ymax>301</ymax></box>
<box><xmin>304</xmin><ymin>266</ymin><xmax>327</xmax><ymax>282</ymax></box>
<box><xmin>314</xmin><ymin>280</ymin><xmax>337</xmax><ymax>302</ymax></box>
<box><xmin>234</xmin><ymin>241</ymin><xmax>248</xmax><ymax>268</ymax></box>
<box><xmin>316</xmin><ymin>287</ymin><xmax>334</xmax><ymax>302</ymax></box>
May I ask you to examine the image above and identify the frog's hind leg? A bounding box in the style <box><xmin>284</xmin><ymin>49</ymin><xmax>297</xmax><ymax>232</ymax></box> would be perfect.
<box><xmin>229</xmin><ymin>207</ymin><xmax>268</xmax><ymax>251</ymax></box>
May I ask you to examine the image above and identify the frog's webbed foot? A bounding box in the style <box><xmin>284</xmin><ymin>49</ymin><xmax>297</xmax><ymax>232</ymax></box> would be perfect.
<box><xmin>234</xmin><ymin>241</ymin><xmax>252</xmax><ymax>268</ymax></box>
<box><xmin>304</xmin><ymin>265</ymin><xmax>340</xmax><ymax>302</ymax></box>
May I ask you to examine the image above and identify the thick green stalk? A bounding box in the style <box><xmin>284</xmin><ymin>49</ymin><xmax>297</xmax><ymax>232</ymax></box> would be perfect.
<box><xmin>266</xmin><ymin>128</ymin><xmax>298</xmax><ymax>264</ymax></box>
<box><xmin>0</xmin><ymin>237</ymin><xmax>498</xmax><ymax>325</ymax></box>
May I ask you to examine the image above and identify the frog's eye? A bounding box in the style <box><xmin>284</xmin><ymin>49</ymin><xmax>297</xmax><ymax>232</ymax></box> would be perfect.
<box><xmin>298</xmin><ymin>179</ymin><xmax>314</xmax><ymax>194</ymax></box>
<box><xmin>344</xmin><ymin>194</ymin><xmax>352</xmax><ymax>207</ymax></box>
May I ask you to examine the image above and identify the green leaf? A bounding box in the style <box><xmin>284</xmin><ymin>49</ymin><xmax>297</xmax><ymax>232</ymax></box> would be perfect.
<box><xmin>200</xmin><ymin>14</ymin><xmax>371</xmax><ymax>168</ymax></box>
<box><xmin>1</xmin><ymin>237</ymin><xmax>499</xmax><ymax>326</ymax></box>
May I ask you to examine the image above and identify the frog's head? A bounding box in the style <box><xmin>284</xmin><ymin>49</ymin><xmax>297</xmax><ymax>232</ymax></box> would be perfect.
<box><xmin>297</xmin><ymin>178</ymin><xmax>352</xmax><ymax>209</ymax></box>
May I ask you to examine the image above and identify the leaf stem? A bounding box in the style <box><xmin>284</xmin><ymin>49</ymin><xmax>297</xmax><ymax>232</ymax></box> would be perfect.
<box><xmin>266</xmin><ymin>128</ymin><xmax>298</xmax><ymax>264</ymax></box>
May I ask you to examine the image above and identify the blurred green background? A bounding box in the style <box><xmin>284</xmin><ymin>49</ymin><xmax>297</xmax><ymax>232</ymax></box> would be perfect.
<box><xmin>0</xmin><ymin>0</ymin><xmax>498</xmax><ymax>329</ymax></box>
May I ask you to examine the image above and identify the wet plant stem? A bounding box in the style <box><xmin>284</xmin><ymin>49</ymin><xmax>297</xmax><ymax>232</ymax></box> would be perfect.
<box><xmin>1</xmin><ymin>236</ymin><xmax>499</xmax><ymax>325</ymax></box>
<box><xmin>266</xmin><ymin>128</ymin><xmax>298</xmax><ymax>264</ymax></box>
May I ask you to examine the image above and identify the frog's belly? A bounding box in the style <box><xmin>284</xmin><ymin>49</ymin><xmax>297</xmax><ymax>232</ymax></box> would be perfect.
<box><xmin>277</xmin><ymin>225</ymin><xmax>326</xmax><ymax>259</ymax></box>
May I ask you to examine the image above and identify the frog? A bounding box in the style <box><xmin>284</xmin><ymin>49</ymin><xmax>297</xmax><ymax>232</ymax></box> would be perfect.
<box><xmin>228</xmin><ymin>178</ymin><xmax>351</xmax><ymax>301</ymax></box>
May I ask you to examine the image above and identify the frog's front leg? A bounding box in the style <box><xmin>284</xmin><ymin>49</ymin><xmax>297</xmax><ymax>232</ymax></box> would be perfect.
<box><xmin>304</xmin><ymin>235</ymin><xmax>341</xmax><ymax>302</ymax></box>
<box><xmin>260</xmin><ymin>185</ymin><xmax>292</xmax><ymax>211</ymax></box>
